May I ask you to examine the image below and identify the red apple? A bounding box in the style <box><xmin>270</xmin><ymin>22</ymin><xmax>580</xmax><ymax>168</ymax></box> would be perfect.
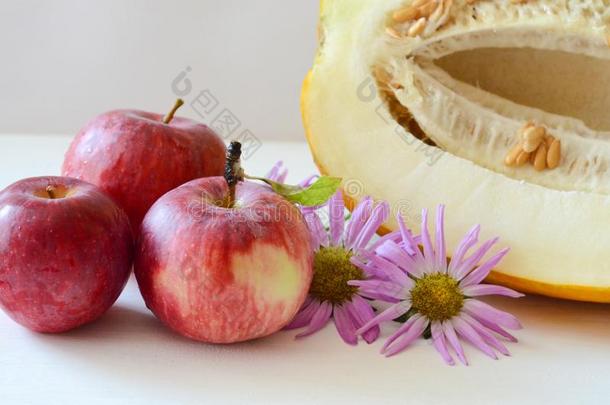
<box><xmin>62</xmin><ymin>100</ymin><xmax>226</xmax><ymax>229</ymax></box>
<box><xmin>134</xmin><ymin>177</ymin><xmax>313</xmax><ymax>343</ymax></box>
<box><xmin>0</xmin><ymin>176</ymin><xmax>133</xmax><ymax>333</ymax></box>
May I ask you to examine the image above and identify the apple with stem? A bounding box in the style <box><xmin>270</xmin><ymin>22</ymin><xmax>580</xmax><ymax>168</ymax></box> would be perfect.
<box><xmin>62</xmin><ymin>99</ymin><xmax>226</xmax><ymax>229</ymax></box>
<box><xmin>135</xmin><ymin>142</ymin><xmax>314</xmax><ymax>343</ymax></box>
<box><xmin>0</xmin><ymin>176</ymin><xmax>133</xmax><ymax>333</ymax></box>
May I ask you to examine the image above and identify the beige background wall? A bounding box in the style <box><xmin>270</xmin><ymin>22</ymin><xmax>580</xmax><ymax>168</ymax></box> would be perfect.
<box><xmin>0</xmin><ymin>0</ymin><xmax>318</xmax><ymax>140</ymax></box>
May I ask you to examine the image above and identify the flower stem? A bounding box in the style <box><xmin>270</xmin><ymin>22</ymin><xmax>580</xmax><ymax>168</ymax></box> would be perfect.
<box><xmin>224</xmin><ymin>141</ymin><xmax>244</xmax><ymax>208</ymax></box>
<box><xmin>163</xmin><ymin>99</ymin><xmax>185</xmax><ymax>124</ymax></box>
<box><xmin>46</xmin><ymin>185</ymin><xmax>56</xmax><ymax>199</ymax></box>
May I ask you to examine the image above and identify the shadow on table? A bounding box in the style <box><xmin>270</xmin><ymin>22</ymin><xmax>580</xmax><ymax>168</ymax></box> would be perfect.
<box><xmin>30</xmin><ymin>301</ymin><xmax>298</xmax><ymax>349</ymax></box>
<box><xmin>22</xmin><ymin>292</ymin><xmax>610</xmax><ymax>398</ymax></box>
<box><xmin>486</xmin><ymin>294</ymin><xmax>610</xmax><ymax>343</ymax></box>
<box><xmin>29</xmin><ymin>292</ymin><xmax>610</xmax><ymax>349</ymax></box>
<box><xmin>26</xmin><ymin>302</ymin><xmax>307</xmax><ymax>398</ymax></box>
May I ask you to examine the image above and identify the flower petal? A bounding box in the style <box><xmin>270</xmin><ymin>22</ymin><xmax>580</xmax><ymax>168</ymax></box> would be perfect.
<box><xmin>353</xmin><ymin>288</ymin><xmax>402</xmax><ymax>303</ymax></box>
<box><xmin>460</xmin><ymin>312</ymin><xmax>511</xmax><ymax>356</ymax></box>
<box><xmin>453</xmin><ymin>237</ymin><xmax>499</xmax><ymax>281</ymax></box>
<box><xmin>397</xmin><ymin>215</ymin><xmax>428</xmax><ymax>272</ymax></box>
<box><xmin>447</xmin><ymin>225</ymin><xmax>481</xmax><ymax>277</ymax></box>
<box><xmin>451</xmin><ymin>316</ymin><xmax>498</xmax><ymax>360</ymax></box>
<box><xmin>382</xmin><ymin>315</ymin><xmax>429</xmax><ymax>357</ymax></box>
<box><xmin>475</xmin><ymin>316</ymin><xmax>519</xmax><ymax>342</ymax></box>
<box><xmin>435</xmin><ymin>205</ymin><xmax>447</xmax><ymax>271</ymax></box>
<box><xmin>420</xmin><ymin>208</ymin><xmax>435</xmax><ymax>271</ymax></box>
<box><xmin>303</xmin><ymin>211</ymin><xmax>328</xmax><ymax>248</ymax></box>
<box><xmin>350</xmin><ymin>255</ymin><xmax>387</xmax><ymax>280</ymax></box>
<box><xmin>459</xmin><ymin>248</ymin><xmax>510</xmax><ymax>288</ymax></box>
<box><xmin>462</xmin><ymin>284</ymin><xmax>524</xmax><ymax>298</ymax></box>
<box><xmin>350</xmin><ymin>255</ymin><xmax>405</xmax><ymax>292</ymax></box>
<box><xmin>333</xmin><ymin>304</ymin><xmax>358</xmax><ymax>345</ymax></box>
<box><xmin>352</xmin><ymin>201</ymin><xmax>390</xmax><ymax>250</ymax></box>
<box><xmin>463</xmin><ymin>299</ymin><xmax>523</xmax><ymax>330</ymax></box>
<box><xmin>368</xmin><ymin>230</ymin><xmax>403</xmax><ymax>251</ymax></box>
<box><xmin>355</xmin><ymin>301</ymin><xmax>412</xmax><ymax>335</ymax></box>
<box><xmin>375</xmin><ymin>240</ymin><xmax>420</xmax><ymax>280</ymax></box>
<box><xmin>328</xmin><ymin>191</ymin><xmax>345</xmax><ymax>246</ymax></box>
<box><xmin>348</xmin><ymin>279</ymin><xmax>409</xmax><ymax>301</ymax></box>
<box><xmin>345</xmin><ymin>197</ymin><xmax>373</xmax><ymax>249</ymax></box>
<box><xmin>295</xmin><ymin>301</ymin><xmax>333</xmax><ymax>338</ymax></box>
<box><xmin>266</xmin><ymin>161</ymin><xmax>289</xmax><ymax>183</ymax></box>
<box><xmin>396</xmin><ymin>214</ymin><xmax>420</xmax><ymax>256</ymax></box>
<box><xmin>277</xmin><ymin>171</ymin><xmax>288</xmax><ymax>183</ymax></box>
<box><xmin>265</xmin><ymin>161</ymin><xmax>283</xmax><ymax>181</ymax></box>
<box><xmin>431</xmin><ymin>321</ymin><xmax>455</xmax><ymax>365</ymax></box>
<box><xmin>368</xmin><ymin>254</ymin><xmax>414</xmax><ymax>287</ymax></box>
<box><xmin>442</xmin><ymin>321</ymin><xmax>468</xmax><ymax>365</ymax></box>
<box><xmin>346</xmin><ymin>296</ymin><xmax>380</xmax><ymax>344</ymax></box>
<box><xmin>284</xmin><ymin>297</ymin><xmax>319</xmax><ymax>330</ymax></box>
<box><xmin>298</xmin><ymin>174</ymin><xmax>319</xmax><ymax>188</ymax></box>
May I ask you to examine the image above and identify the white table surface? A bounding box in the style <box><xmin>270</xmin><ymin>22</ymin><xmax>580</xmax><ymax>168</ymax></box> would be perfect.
<box><xmin>1</xmin><ymin>134</ymin><xmax>609</xmax><ymax>405</ymax></box>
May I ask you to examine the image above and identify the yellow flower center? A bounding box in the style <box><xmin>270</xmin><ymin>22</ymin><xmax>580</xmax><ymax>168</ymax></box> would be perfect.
<box><xmin>310</xmin><ymin>246</ymin><xmax>364</xmax><ymax>304</ymax></box>
<box><xmin>410</xmin><ymin>273</ymin><xmax>464</xmax><ymax>321</ymax></box>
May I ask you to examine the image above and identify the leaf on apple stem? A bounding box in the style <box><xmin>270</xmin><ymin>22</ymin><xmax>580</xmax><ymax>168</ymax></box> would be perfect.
<box><xmin>245</xmin><ymin>175</ymin><xmax>342</xmax><ymax>207</ymax></box>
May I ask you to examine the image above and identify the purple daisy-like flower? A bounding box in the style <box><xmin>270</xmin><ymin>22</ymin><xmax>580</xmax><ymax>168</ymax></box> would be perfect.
<box><xmin>284</xmin><ymin>190</ymin><xmax>391</xmax><ymax>345</ymax></box>
<box><xmin>353</xmin><ymin>205</ymin><xmax>524</xmax><ymax>365</ymax></box>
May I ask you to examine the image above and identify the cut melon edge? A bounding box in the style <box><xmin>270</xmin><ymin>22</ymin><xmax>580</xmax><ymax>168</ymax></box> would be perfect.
<box><xmin>302</xmin><ymin>70</ymin><xmax>610</xmax><ymax>304</ymax></box>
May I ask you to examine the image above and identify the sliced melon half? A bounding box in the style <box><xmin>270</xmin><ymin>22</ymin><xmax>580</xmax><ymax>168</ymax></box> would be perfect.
<box><xmin>303</xmin><ymin>0</ymin><xmax>610</xmax><ymax>302</ymax></box>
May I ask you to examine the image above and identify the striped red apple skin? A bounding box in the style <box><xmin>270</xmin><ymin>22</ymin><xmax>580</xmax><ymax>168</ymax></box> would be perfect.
<box><xmin>135</xmin><ymin>177</ymin><xmax>313</xmax><ymax>343</ymax></box>
<box><xmin>0</xmin><ymin>176</ymin><xmax>134</xmax><ymax>333</ymax></box>
<box><xmin>62</xmin><ymin>109</ymin><xmax>226</xmax><ymax>230</ymax></box>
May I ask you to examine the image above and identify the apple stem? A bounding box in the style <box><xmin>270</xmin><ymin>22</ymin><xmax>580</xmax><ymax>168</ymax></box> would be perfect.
<box><xmin>46</xmin><ymin>185</ymin><xmax>56</xmax><ymax>199</ymax></box>
<box><xmin>163</xmin><ymin>99</ymin><xmax>185</xmax><ymax>124</ymax></box>
<box><xmin>224</xmin><ymin>141</ymin><xmax>244</xmax><ymax>208</ymax></box>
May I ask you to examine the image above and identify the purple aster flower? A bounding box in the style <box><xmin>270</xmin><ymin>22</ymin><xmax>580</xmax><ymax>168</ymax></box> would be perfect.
<box><xmin>353</xmin><ymin>205</ymin><xmax>524</xmax><ymax>365</ymax></box>
<box><xmin>284</xmin><ymin>191</ymin><xmax>390</xmax><ymax>345</ymax></box>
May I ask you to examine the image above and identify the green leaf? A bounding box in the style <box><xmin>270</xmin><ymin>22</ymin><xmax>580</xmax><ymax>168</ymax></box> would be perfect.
<box><xmin>246</xmin><ymin>175</ymin><xmax>342</xmax><ymax>207</ymax></box>
<box><xmin>276</xmin><ymin>176</ymin><xmax>342</xmax><ymax>206</ymax></box>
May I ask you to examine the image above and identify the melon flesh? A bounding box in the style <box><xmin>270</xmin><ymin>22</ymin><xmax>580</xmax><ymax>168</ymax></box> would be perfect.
<box><xmin>303</xmin><ymin>0</ymin><xmax>610</xmax><ymax>302</ymax></box>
